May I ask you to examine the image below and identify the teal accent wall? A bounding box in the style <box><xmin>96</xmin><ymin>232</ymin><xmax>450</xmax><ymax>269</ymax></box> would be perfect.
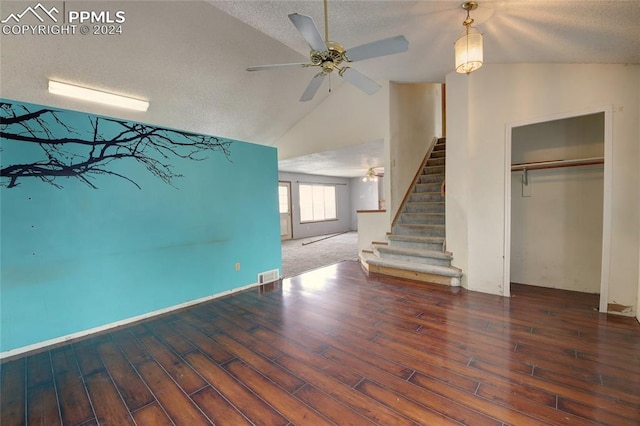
<box><xmin>0</xmin><ymin>100</ymin><xmax>282</xmax><ymax>353</ymax></box>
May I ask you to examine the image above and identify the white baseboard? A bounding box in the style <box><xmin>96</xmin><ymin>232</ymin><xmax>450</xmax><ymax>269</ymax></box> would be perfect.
<box><xmin>0</xmin><ymin>281</ymin><xmax>262</xmax><ymax>361</ymax></box>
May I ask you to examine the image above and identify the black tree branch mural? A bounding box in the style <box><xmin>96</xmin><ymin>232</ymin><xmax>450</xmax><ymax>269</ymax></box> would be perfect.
<box><xmin>0</xmin><ymin>103</ymin><xmax>233</xmax><ymax>189</ymax></box>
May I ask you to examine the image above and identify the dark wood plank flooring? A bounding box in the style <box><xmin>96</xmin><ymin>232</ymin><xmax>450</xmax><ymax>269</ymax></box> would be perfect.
<box><xmin>1</xmin><ymin>261</ymin><xmax>639</xmax><ymax>425</ymax></box>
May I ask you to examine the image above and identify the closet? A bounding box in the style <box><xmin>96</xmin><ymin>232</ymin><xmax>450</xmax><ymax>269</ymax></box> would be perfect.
<box><xmin>510</xmin><ymin>112</ymin><xmax>605</xmax><ymax>294</ymax></box>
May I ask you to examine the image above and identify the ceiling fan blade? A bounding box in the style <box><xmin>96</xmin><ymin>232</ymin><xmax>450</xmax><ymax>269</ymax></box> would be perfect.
<box><xmin>339</xmin><ymin>67</ymin><xmax>381</xmax><ymax>95</ymax></box>
<box><xmin>246</xmin><ymin>63</ymin><xmax>310</xmax><ymax>72</ymax></box>
<box><xmin>300</xmin><ymin>73</ymin><xmax>326</xmax><ymax>102</ymax></box>
<box><xmin>345</xmin><ymin>35</ymin><xmax>409</xmax><ymax>62</ymax></box>
<box><xmin>289</xmin><ymin>13</ymin><xmax>326</xmax><ymax>52</ymax></box>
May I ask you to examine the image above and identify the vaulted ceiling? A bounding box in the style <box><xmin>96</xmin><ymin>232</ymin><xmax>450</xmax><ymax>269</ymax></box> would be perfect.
<box><xmin>1</xmin><ymin>1</ymin><xmax>638</xmax><ymax>176</ymax></box>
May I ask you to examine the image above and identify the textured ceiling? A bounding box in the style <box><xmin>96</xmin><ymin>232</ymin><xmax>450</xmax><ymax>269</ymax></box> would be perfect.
<box><xmin>1</xmin><ymin>1</ymin><xmax>638</xmax><ymax>177</ymax></box>
<box><xmin>278</xmin><ymin>139</ymin><xmax>385</xmax><ymax>177</ymax></box>
<box><xmin>212</xmin><ymin>0</ymin><xmax>640</xmax><ymax>83</ymax></box>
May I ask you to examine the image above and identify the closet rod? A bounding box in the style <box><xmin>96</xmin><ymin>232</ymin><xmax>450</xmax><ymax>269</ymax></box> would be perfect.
<box><xmin>511</xmin><ymin>157</ymin><xmax>604</xmax><ymax>172</ymax></box>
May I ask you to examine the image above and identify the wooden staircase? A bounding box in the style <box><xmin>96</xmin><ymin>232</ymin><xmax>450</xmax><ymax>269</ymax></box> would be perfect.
<box><xmin>360</xmin><ymin>138</ymin><xmax>462</xmax><ymax>286</ymax></box>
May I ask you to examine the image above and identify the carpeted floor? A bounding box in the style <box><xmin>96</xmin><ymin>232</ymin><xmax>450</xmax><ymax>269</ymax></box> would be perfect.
<box><xmin>281</xmin><ymin>231</ymin><xmax>359</xmax><ymax>278</ymax></box>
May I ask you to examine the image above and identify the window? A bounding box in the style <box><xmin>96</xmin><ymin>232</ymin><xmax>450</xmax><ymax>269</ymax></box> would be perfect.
<box><xmin>299</xmin><ymin>184</ymin><xmax>337</xmax><ymax>222</ymax></box>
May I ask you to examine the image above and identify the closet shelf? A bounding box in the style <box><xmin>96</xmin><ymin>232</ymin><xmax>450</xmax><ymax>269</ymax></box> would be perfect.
<box><xmin>511</xmin><ymin>157</ymin><xmax>604</xmax><ymax>172</ymax></box>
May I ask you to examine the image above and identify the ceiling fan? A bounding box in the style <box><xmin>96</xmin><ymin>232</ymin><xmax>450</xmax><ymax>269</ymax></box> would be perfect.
<box><xmin>246</xmin><ymin>0</ymin><xmax>409</xmax><ymax>102</ymax></box>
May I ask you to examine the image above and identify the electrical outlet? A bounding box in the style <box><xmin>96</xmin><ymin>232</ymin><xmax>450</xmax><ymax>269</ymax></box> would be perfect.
<box><xmin>235</xmin><ymin>262</ymin><xmax>241</xmax><ymax>271</ymax></box>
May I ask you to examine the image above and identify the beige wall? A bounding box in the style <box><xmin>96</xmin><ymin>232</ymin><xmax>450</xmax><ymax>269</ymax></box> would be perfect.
<box><xmin>511</xmin><ymin>114</ymin><xmax>605</xmax><ymax>163</ymax></box>
<box><xmin>444</xmin><ymin>78</ymin><xmax>469</xmax><ymax>267</ymax></box>
<box><xmin>446</xmin><ymin>64</ymin><xmax>639</xmax><ymax>316</ymax></box>
<box><xmin>389</xmin><ymin>83</ymin><xmax>442</xmax><ymax>220</ymax></box>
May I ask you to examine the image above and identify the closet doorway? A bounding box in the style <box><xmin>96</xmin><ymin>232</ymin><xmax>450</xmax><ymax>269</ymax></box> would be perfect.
<box><xmin>504</xmin><ymin>108</ymin><xmax>612</xmax><ymax>312</ymax></box>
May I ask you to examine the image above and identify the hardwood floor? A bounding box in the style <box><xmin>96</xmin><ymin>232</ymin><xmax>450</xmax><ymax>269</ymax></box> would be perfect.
<box><xmin>1</xmin><ymin>261</ymin><xmax>639</xmax><ymax>425</ymax></box>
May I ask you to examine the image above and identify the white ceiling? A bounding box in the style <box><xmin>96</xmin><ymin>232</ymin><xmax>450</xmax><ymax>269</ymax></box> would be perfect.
<box><xmin>278</xmin><ymin>139</ymin><xmax>385</xmax><ymax>177</ymax></box>
<box><xmin>1</xmin><ymin>0</ymin><xmax>638</xmax><ymax>177</ymax></box>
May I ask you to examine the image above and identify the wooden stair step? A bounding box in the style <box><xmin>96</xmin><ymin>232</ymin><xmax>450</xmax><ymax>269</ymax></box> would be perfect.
<box><xmin>374</xmin><ymin>245</ymin><xmax>453</xmax><ymax>260</ymax></box>
<box><xmin>386</xmin><ymin>234</ymin><xmax>445</xmax><ymax>246</ymax></box>
<box><xmin>400</xmin><ymin>213</ymin><xmax>445</xmax><ymax>224</ymax></box>
<box><xmin>360</xmin><ymin>252</ymin><xmax>462</xmax><ymax>286</ymax></box>
<box><xmin>373</xmin><ymin>245</ymin><xmax>453</xmax><ymax>267</ymax></box>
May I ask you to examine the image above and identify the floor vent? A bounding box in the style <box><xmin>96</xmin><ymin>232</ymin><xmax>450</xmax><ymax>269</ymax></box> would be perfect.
<box><xmin>258</xmin><ymin>269</ymin><xmax>280</xmax><ymax>284</ymax></box>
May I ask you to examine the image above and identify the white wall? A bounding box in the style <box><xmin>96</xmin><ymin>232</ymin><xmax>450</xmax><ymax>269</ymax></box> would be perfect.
<box><xmin>350</xmin><ymin>177</ymin><xmax>380</xmax><ymax>230</ymax></box>
<box><xmin>510</xmin><ymin>114</ymin><xmax>604</xmax><ymax>293</ymax></box>
<box><xmin>446</xmin><ymin>64</ymin><xmax>639</xmax><ymax>316</ymax></box>
<box><xmin>510</xmin><ymin>169</ymin><xmax>604</xmax><ymax>293</ymax></box>
<box><xmin>389</xmin><ymin>83</ymin><xmax>442</xmax><ymax>219</ymax></box>
<box><xmin>357</xmin><ymin>210</ymin><xmax>390</xmax><ymax>254</ymax></box>
<box><xmin>275</xmin><ymin>83</ymin><xmax>390</xmax><ymax>160</ymax></box>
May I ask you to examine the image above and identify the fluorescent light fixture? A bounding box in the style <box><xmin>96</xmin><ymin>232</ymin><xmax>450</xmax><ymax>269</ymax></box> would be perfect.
<box><xmin>48</xmin><ymin>80</ymin><xmax>149</xmax><ymax>112</ymax></box>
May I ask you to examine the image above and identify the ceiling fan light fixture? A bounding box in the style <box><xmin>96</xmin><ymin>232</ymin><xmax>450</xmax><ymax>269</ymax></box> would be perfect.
<box><xmin>245</xmin><ymin>0</ymin><xmax>408</xmax><ymax>102</ymax></box>
<box><xmin>454</xmin><ymin>1</ymin><xmax>483</xmax><ymax>74</ymax></box>
<box><xmin>362</xmin><ymin>167</ymin><xmax>379</xmax><ymax>183</ymax></box>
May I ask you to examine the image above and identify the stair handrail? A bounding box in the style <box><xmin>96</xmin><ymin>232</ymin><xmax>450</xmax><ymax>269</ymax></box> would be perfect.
<box><xmin>391</xmin><ymin>136</ymin><xmax>441</xmax><ymax>229</ymax></box>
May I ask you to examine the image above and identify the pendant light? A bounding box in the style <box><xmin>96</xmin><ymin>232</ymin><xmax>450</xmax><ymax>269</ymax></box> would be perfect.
<box><xmin>454</xmin><ymin>2</ymin><xmax>483</xmax><ymax>74</ymax></box>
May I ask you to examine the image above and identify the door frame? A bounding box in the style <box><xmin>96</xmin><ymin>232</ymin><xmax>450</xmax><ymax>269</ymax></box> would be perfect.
<box><xmin>503</xmin><ymin>105</ymin><xmax>612</xmax><ymax>313</ymax></box>
<box><xmin>279</xmin><ymin>180</ymin><xmax>293</xmax><ymax>240</ymax></box>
